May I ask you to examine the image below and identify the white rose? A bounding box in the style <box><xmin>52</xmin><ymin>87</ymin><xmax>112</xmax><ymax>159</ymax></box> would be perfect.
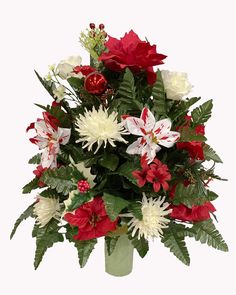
<box><xmin>161</xmin><ymin>70</ymin><xmax>192</xmax><ymax>100</ymax></box>
<box><xmin>56</xmin><ymin>56</ymin><xmax>82</xmax><ymax>79</ymax></box>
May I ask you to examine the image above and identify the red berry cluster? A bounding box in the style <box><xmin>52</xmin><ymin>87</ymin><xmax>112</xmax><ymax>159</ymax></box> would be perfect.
<box><xmin>89</xmin><ymin>23</ymin><xmax>107</xmax><ymax>38</ymax></box>
<box><xmin>77</xmin><ymin>180</ymin><xmax>90</xmax><ymax>193</ymax></box>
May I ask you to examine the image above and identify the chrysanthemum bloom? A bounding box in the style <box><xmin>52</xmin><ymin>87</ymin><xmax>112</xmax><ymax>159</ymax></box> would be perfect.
<box><xmin>64</xmin><ymin>197</ymin><xmax>118</xmax><ymax>240</ymax></box>
<box><xmin>34</xmin><ymin>196</ymin><xmax>61</xmax><ymax>227</ymax></box>
<box><xmin>128</xmin><ymin>194</ymin><xmax>172</xmax><ymax>240</ymax></box>
<box><xmin>124</xmin><ymin>107</ymin><xmax>180</xmax><ymax>163</ymax></box>
<box><xmin>75</xmin><ymin>106</ymin><xmax>128</xmax><ymax>153</ymax></box>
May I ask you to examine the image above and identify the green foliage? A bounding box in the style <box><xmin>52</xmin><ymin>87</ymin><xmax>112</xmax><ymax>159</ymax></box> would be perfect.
<box><xmin>49</xmin><ymin>105</ymin><xmax>71</xmax><ymax>128</ymax></box>
<box><xmin>99</xmin><ymin>153</ymin><xmax>119</xmax><ymax>171</ymax></box>
<box><xmin>170</xmin><ymin>97</ymin><xmax>201</xmax><ymax>122</ymax></box>
<box><xmin>66</xmin><ymin>191</ymin><xmax>92</xmax><ymax>212</ymax></box>
<box><xmin>103</xmin><ymin>193</ymin><xmax>130</xmax><ymax>221</ymax></box>
<box><xmin>191</xmin><ymin>99</ymin><xmax>213</xmax><ymax>125</ymax></box>
<box><xmin>40</xmin><ymin>188</ymin><xmax>60</xmax><ymax>199</ymax></box>
<box><xmin>67</xmin><ymin>77</ymin><xmax>83</xmax><ymax>90</ymax></box>
<box><xmin>28</xmin><ymin>153</ymin><xmax>41</xmax><ymax>164</ymax></box>
<box><xmin>189</xmin><ymin>219</ymin><xmax>228</xmax><ymax>251</ymax></box>
<box><xmin>116</xmin><ymin>161</ymin><xmax>140</xmax><ymax>185</ymax></box>
<box><xmin>22</xmin><ymin>177</ymin><xmax>39</xmax><ymax>194</ymax></box>
<box><xmin>128</xmin><ymin>202</ymin><xmax>143</xmax><ymax>220</ymax></box>
<box><xmin>178</xmin><ymin>127</ymin><xmax>207</xmax><ymax>142</ymax></box>
<box><xmin>34</xmin><ymin>70</ymin><xmax>55</xmax><ymax>97</ymax></box>
<box><xmin>105</xmin><ymin>236</ymin><xmax>119</xmax><ymax>256</ymax></box>
<box><xmin>152</xmin><ymin>70</ymin><xmax>166</xmax><ymax>116</ymax></box>
<box><xmin>130</xmin><ymin>235</ymin><xmax>149</xmax><ymax>258</ymax></box>
<box><xmin>162</xmin><ymin>222</ymin><xmax>190</xmax><ymax>266</ymax></box>
<box><xmin>34</xmin><ymin>219</ymin><xmax>64</xmax><ymax>269</ymax></box>
<box><xmin>10</xmin><ymin>203</ymin><xmax>35</xmax><ymax>239</ymax></box>
<box><xmin>41</xmin><ymin>166</ymin><xmax>77</xmax><ymax>195</ymax></box>
<box><xmin>172</xmin><ymin>183</ymin><xmax>218</xmax><ymax>207</ymax></box>
<box><xmin>203</xmin><ymin>144</ymin><xmax>222</xmax><ymax>163</ymax></box>
<box><xmin>66</xmin><ymin>227</ymin><xmax>97</xmax><ymax>268</ymax></box>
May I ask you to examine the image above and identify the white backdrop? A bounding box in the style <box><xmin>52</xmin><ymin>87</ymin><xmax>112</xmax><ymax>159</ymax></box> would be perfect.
<box><xmin>1</xmin><ymin>0</ymin><xmax>235</xmax><ymax>294</ymax></box>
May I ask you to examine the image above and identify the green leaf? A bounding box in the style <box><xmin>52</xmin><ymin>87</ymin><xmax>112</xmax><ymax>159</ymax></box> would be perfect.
<box><xmin>178</xmin><ymin>127</ymin><xmax>207</xmax><ymax>142</ymax></box>
<box><xmin>22</xmin><ymin>177</ymin><xmax>39</xmax><ymax>194</ymax></box>
<box><xmin>10</xmin><ymin>203</ymin><xmax>35</xmax><ymax>239</ymax></box>
<box><xmin>67</xmin><ymin>77</ymin><xmax>83</xmax><ymax>90</ymax></box>
<box><xmin>28</xmin><ymin>153</ymin><xmax>41</xmax><ymax>164</ymax></box>
<box><xmin>162</xmin><ymin>223</ymin><xmax>190</xmax><ymax>266</ymax></box>
<box><xmin>34</xmin><ymin>219</ymin><xmax>64</xmax><ymax>269</ymax></box>
<box><xmin>105</xmin><ymin>236</ymin><xmax>119</xmax><ymax>256</ymax></box>
<box><xmin>41</xmin><ymin>166</ymin><xmax>76</xmax><ymax>195</ymax></box>
<box><xmin>203</xmin><ymin>144</ymin><xmax>223</xmax><ymax>163</ymax></box>
<box><xmin>116</xmin><ymin>161</ymin><xmax>139</xmax><ymax>185</ymax></box>
<box><xmin>152</xmin><ymin>70</ymin><xmax>166</xmax><ymax>116</ymax></box>
<box><xmin>128</xmin><ymin>202</ymin><xmax>143</xmax><ymax>220</ymax></box>
<box><xmin>191</xmin><ymin>99</ymin><xmax>213</xmax><ymax>125</ymax></box>
<box><xmin>172</xmin><ymin>183</ymin><xmax>218</xmax><ymax>207</ymax></box>
<box><xmin>40</xmin><ymin>188</ymin><xmax>60</xmax><ymax>199</ymax></box>
<box><xmin>67</xmin><ymin>191</ymin><xmax>92</xmax><ymax>212</ymax></box>
<box><xmin>49</xmin><ymin>106</ymin><xmax>71</xmax><ymax>128</ymax></box>
<box><xmin>103</xmin><ymin>193</ymin><xmax>130</xmax><ymax>221</ymax></box>
<box><xmin>130</xmin><ymin>235</ymin><xmax>149</xmax><ymax>258</ymax></box>
<box><xmin>34</xmin><ymin>70</ymin><xmax>55</xmax><ymax>97</ymax></box>
<box><xmin>99</xmin><ymin>153</ymin><xmax>119</xmax><ymax>171</ymax></box>
<box><xmin>191</xmin><ymin>219</ymin><xmax>228</xmax><ymax>251</ymax></box>
<box><xmin>75</xmin><ymin>239</ymin><xmax>97</xmax><ymax>268</ymax></box>
<box><xmin>170</xmin><ymin>97</ymin><xmax>201</xmax><ymax>122</ymax></box>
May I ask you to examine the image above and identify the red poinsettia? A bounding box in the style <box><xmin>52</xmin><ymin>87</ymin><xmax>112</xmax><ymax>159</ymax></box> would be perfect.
<box><xmin>132</xmin><ymin>155</ymin><xmax>171</xmax><ymax>192</ymax></box>
<box><xmin>170</xmin><ymin>202</ymin><xmax>216</xmax><ymax>222</ymax></box>
<box><xmin>64</xmin><ymin>197</ymin><xmax>118</xmax><ymax>240</ymax></box>
<box><xmin>169</xmin><ymin>184</ymin><xmax>216</xmax><ymax>222</ymax></box>
<box><xmin>176</xmin><ymin>116</ymin><xmax>205</xmax><ymax>160</ymax></box>
<box><xmin>99</xmin><ymin>30</ymin><xmax>166</xmax><ymax>84</ymax></box>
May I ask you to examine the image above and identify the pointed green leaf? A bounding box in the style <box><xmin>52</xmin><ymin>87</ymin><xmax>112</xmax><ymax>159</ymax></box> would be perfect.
<box><xmin>103</xmin><ymin>193</ymin><xmax>130</xmax><ymax>221</ymax></box>
<box><xmin>162</xmin><ymin>223</ymin><xmax>190</xmax><ymax>266</ymax></box>
<box><xmin>40</xmin><ymin>188</ymin><xmax>60</xmax><ymax>199</ymax></box>
<box><xmin>191</xmin><ymin>99</ymin><xmax>213</xmax><ymax>125</ymax></box>
<box><xmin>203</xmin><ymin>144</ymin><xmax>223</xmax><ymax>163</ymax></box>
<box><xmin>74</xmin><ymin>239</ymin><xmax>97</xmax><ymax>268</ymax></box>
<box><xmin>34</xmin><ymin>70</ymin><xmax>55</xmax><ymax>97</ymax></box>
<box><xmin>152</xmin><ymin>70</ymin><xmax>166</xmax><ymax>116</ymax></box>
<box><xmin>130</xmin><ymin>235</ymin><xmax>149</xmax><ymax>258</ymax></box>
<box><xmin>170</xmin><ymin>97</ymin><xmax>201</xmax><ymax>122</ymax></box>
<box><xmin>99</xmin><ymin>153</ymin><xmax>119</xmax><ymax>171</ymax></box>
<box><xmin>67</xmin><ymin>191</ymin><xmax>92</xmax><ymax>212</ymax></box>
<box><xmin>10</xmin><ymin>203</ymin><xmax>35</xmax><ymax>239</ymax></box>
<box><xmin>116</xmin><ymin>161</ymin><xmax>139</xmax><ymax>185</ymax></box>
<box><xmin>22</xmin><ymin>177</ymin><xmax>39</xmax><ymax>194</ymax></box>
<box><xmin>105</xmin><ymin>236</ymin><xmax>119</xmax><ymax>256</ymax></box>
<box><xmin>128</xmin><ymin>202</ymin><xmax>143</xmax><ymax>220</ymax></box>
<box><xmin>191</xmin><ymin>219</ymin><xmax>228</xmax><ymax>251</ymax></box>
<box><xmin>28</xmin><ymin>153</ymin><xmax>42</xmax><ymax>164</ymax></box>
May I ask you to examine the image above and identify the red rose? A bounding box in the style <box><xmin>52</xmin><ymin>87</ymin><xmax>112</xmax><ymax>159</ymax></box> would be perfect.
<box><xmin>73</xmin><ymin>65</ymin><xmax>96</xmax><ymax>77</ymax></box>
<box><xmin>170</xmin><ymin>202</ymin><xmax>216</xmax><ymax>222</ymax></box>
<box><xmin>99</xmin><ymin>30</ymin><xmax>167</xmax><ymax>84</ymax></box>
<box><xmin>177</xmin><ymin>117</ymin><xmax>205</xmax><ymax>160</ymax></box>
<box><xmin>64</xmin><ymin>197</ymin><xmax>118</xmax><ymax>240</ymax></box>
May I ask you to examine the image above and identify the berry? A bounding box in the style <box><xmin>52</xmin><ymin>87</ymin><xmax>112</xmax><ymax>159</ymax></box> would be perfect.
<box><xmin>89</xmin><ymin>23</ymin><xmax>95</xmax><ymax>29</ymax></box>
<box><xmin>99</xmin><ymin>23</ymin><xmax>105</xmax><ymax>30</ymax></box>
<box><xmin>77</xmin><ymin>180</ymin><xmax>90</xmax><ymax>193</ymax></box>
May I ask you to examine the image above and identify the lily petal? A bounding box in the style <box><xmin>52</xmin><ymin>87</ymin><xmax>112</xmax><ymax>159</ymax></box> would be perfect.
<box><xmin>154</xmin><ymin>118</ymin><xmax>172</xmax><ymax>137</ymax></box>
<box><xmin>57</xmin><ymin>127</ymin><xmax>71</xmax><ymax>145</ymax></box>
<box><xmin>126</xmin><ymin>117</ymin><xmax>145</xmax><ymax>136</ymax></box>
<box><xmin>159</xmin><ymin>131</ymin><xmax>180</xmax><ymax>148</ymax></box>
<box><xmin>126</xmin><ymin>138</ymin><xmax>143</xmax><ymax>155</ymax></box>
<box><xmin>140</xmin><ymin>107</ymin><xmax>156</xmax><ymax>132</ymax></box>
<box><xmin>142</xmin><ymin>143</ymin><xmax>161</xmax><ymax>164</ymax></box>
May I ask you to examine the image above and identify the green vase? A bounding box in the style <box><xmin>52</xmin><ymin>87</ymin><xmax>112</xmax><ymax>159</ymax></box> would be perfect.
<box><xmin>105</xmin><ymin>234</ymin><xmax>134</xmax><ymax>277</ymax></box>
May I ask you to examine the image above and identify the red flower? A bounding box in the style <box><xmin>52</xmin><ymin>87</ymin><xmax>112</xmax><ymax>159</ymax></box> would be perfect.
<box><xmin>133</xmin><ymin>155</ymin><xmax>171</xmax><ymax>192</ymax></box>
<box><xmin>146</xmin><ymin>159</ymin><xmax>171</xmax><ymax>192</ymax></box>
<box><xmin>73</xmin><ymin>65</ymin><xmax>96</xmax><ymax>76</ymax></box>
<box><xmin>64</xmin><ymin>197</ymin><xmax>118</xmax><ymax>240</ymax></box>
<box><xmin>177</xmin><ymin>117</ymin><xmax>205</xmax><ymax>160</ymax></box>
<box><xmin>170</xmin><ymin>202</ymin><xmax>216</xmax><ymax>222</ymax></box>
<box><xmin>99</xmin><ymin>30</ymin><xmax>167</xmax><ymax>84</ymax></box>
<box><xmin>132</xmin><ymin>154</ymin><xmax>149</xmax><ymax>187</ymax></box>
<box><xmin>33</xmin><ymin>165</ymin><xmax>47</xmax><ymax>187</ymax></box>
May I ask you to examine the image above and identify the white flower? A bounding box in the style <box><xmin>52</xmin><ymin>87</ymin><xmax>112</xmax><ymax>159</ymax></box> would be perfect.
<box><xmin>128</xmin><ymin>194</ymin><xmax>172</xmax><ymax>240</ymax></box>
<box><xmin>31</xmin><ymin>112</ymin><xmax>71</xmax><ymax>168</ymax></box>
<box><xmin>34</xmin><ymin>196</ymin><xmax>61</xmax><ymax>227</ymax></box>
<box><xmin>124</xmin><ymin>107</ymin><xmax>180</xmax><ymax>163</ymax></box>
<box><xmin>45</xmin><ymin>72</ymin><xmax>52</xmax><ymax>81</ymax></box>
<box><xmin>48</xmin><ymin>64</ymin><xmax>56</xmax><ymax>71</ymax></box>
<box><xmin>75</xmin><ymin>106</ymin><xmax>128</xmax><ymax>153</ymax></box>
<box><xmin>56</xmin><ymin>56</ymin><xmax>82</xmax><ymax>79</ymax></box>
<box><xmin>53</xmin><ymin>85</ymin><xmax>65</xmax><ymax>102</ymax></box>
<box><xmin>161</xmin><ymin>70</ymin><xmax>192</xmax><ymax>100</ymax></box>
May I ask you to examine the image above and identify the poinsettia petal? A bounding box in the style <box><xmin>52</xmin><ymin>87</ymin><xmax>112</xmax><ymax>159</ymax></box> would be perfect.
<box><xmin>158</xmin><ymin>131</ymin><xmax>180</xmax><ymax>148</ymax></box>
<box><xmin>154</xmin><ymin>118</ymin><xmax>172</xmax><ymax>137</ymax></box>
<box><xmin>140</xmin><ymin>107</ymin><xmax>156</xmax><ymax>132</ymax></box>
<box><xmin>125</xmin><ymin>117</ymin><xmax>145</xmax><ymax>135</ymax></box>
<box><xmin>126</xmin><ymin>138</ymin><xmax>143</xmax><ymax>155</ymax></box>
<box><xmin>57</xmin><ymin>127</ymin><xmax>71</xmax><ymax>145</ymax></box>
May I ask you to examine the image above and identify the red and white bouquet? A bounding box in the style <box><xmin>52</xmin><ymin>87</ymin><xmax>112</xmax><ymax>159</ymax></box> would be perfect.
<box><xmin>11</xmin><ymin>24</ymin><xmax>228</xmax><ymax>276</ymax></box>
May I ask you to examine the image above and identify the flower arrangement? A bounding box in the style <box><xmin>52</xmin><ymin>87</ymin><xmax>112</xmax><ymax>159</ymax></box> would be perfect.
<box><xmin>11</xmin><ymin>23</ymin><xmax>228</xmax><ymax>276</ymax></box>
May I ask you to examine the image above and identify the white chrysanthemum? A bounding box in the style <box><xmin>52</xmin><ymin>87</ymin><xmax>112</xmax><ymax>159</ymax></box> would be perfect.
<box><xmin>128</xmin><ymin>194</ymin><xmax>172</xmax><ymax>240</ymax></box>
<box><xmin>161</xmin><ymin>70</ymin><xmax>192</xmax><ymax>100</ymax></box>
<box><xmin>34</xmin><ymin>196</ymin><xmax>61</xmax><ymax>227</ymax></box>
<box><xmin>75</xmin><ymin>106</ymin><xmax>128</xmax><ymax>153</ymax></box>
